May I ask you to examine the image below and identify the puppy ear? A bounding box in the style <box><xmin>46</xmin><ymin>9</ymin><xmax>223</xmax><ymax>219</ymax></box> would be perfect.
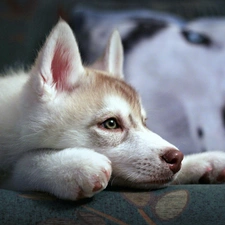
<box><xmin>92</xmin><ymin>30</ymin><xmax>124</xmax><ymax>79</ymax></box>
<box><xmin>31</xmin><ymin>20</ymin><xmax>85</xmax><ymax>96</ymax></box>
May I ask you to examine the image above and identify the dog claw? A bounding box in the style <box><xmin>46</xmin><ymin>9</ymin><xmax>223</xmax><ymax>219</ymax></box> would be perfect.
<box><xmin>92</xmin><ymin>181</ymin><xmax>103</xmax><ymax>192</ymax></box>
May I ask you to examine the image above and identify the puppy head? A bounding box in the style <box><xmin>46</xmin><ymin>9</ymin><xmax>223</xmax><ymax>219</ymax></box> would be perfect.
<box><xmin>22</xmin><ymin>20</ymin><xmax>183</xmax><ymax>189</ymax></box>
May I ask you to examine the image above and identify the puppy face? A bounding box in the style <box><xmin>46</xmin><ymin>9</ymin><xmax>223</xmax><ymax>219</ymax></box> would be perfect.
<box><xmin>51</xmin><ymin>70</ymin><xmax>180</xmax><ymax>189</ymax></box>
<box><xmin>20</xmin><ymin>20</ymin><xmax>182</xmax><ymax>189</ymax></box>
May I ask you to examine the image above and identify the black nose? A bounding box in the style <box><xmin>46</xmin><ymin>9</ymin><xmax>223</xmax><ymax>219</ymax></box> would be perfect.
<box><xmin>162</xmin><ymin>148</ymin><xmax>184</xmax><ymax>174</ymax></box>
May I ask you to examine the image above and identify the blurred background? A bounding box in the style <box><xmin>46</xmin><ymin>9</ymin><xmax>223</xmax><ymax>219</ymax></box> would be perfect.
<box><xmin>1</xmin><ymin>0</ymin><xmax>225</xmax><ymax>71</ymax></box>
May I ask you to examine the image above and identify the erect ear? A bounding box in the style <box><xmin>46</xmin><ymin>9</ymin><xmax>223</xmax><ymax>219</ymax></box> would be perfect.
<box><xmin>31</xmin><ymin>19</ymin><xmax>85</xmax><ymax>96</ymax></box>
<box><xmin>92</xmin><ymin>30</ymin><xmax>124</xmax><ymax>79</ymax></box>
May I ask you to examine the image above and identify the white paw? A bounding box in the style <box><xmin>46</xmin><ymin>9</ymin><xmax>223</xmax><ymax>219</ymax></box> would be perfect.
<box><xmin>173</xmin><ymin>151</ymin><xmax>225</xmax><ymax>184</ymax></box>
<box><xmin>50</xmin><ymin>149</ymin><xmax>112</xmax><ymax>200</ymax></box>
<box><xmin>75</xmin><ymin>152</ymin><xmax>112</xmax><ymax>199</ymax></box>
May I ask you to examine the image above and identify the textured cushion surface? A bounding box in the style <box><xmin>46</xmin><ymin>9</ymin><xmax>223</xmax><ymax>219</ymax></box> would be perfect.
<box><xmin>1</xmin><ymin>185</ymin><xmax>225</xmax><ymax>225</ymax></box>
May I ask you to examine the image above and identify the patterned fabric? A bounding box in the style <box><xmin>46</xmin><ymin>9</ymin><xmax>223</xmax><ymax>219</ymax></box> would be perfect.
<box><xmin>1</xmin><ymin>185</ymin><xmax>225</xmax><ymax>225</ymax></box>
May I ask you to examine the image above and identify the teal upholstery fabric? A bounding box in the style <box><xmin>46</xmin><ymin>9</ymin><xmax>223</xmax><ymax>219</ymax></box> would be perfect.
<box><xmin>1</xmin><ymin>185</ymin><xmax>225</xmax><ymax>225</ymax></box>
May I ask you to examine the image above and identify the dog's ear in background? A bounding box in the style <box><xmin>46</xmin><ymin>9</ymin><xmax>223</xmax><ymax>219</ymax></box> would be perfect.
<box><xmin>91</xmin><ymin>30</ymin><xmax>124</xmax><ymax>79</ymax></box>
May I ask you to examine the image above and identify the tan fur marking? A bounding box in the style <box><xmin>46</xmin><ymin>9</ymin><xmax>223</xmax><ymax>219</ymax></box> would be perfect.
<box><xmin>87</xmin><ymin>69</ymin><xmax>142</xmax><ymax>118</ymax></box>
<box><xmin>129</xmin><ymin>114</ymin><xmax>137</xmax><ymax>128</ymax></box>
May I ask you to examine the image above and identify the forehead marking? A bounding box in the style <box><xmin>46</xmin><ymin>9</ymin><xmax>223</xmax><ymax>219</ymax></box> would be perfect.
<box><xmin>91</xmin><ymin>72</ymin><xmax>143</xmax><ymax>119</ymax></box>
<box><xmin>103</xmin><ymin>95</ymin><xmax>131</xmax><ymax>115</ymax></box>
<box><xmin>103</xmin><ymin>95</ymin><xmax>143</xmax><ymax>128</ymax></box>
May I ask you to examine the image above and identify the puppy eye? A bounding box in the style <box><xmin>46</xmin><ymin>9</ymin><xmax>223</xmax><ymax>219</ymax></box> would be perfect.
<box><xmin>181</xmin><ymin>29</ymin><xmax>212</xmax><ymax>47</ymax></box>
<box><xmin>102</xmin><ymin>118</ymin><xmax>120</xmax><ymax>130</ymax></box>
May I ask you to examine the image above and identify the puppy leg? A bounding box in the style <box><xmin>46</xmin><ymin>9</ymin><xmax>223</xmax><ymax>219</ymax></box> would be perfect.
<box><xmin>2</xmin><ymin>148</ymin><xmax>112</xmax><ymax>200</ymax></box>
<box><xmin>173</xmin><ymin>151</ymin><xmax>225</xmax><ymax>184</ymax></box>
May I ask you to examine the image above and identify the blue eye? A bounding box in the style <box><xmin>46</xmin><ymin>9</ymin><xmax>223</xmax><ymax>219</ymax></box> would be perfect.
<box><xmin>181</xmin><ymin>30</ymin><xmax>212</xmax><ymax>47</ymax></box>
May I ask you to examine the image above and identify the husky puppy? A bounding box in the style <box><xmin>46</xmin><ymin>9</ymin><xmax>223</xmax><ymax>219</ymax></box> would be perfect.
<box><xmin>0</xmin><ymin>20</ymin><xmax>225</xmax><ymax>200</ymax></box>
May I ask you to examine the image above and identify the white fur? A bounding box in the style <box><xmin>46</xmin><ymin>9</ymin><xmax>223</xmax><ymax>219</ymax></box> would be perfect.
<box><xmin>103</xmin><ymin>96</ymin><xmax>131</xmax><ymax>116</ymax></box>
<box><xmin>1</xmin><ymin>20</ymin><xmax>225</xmax><ymax>201</ymax></box>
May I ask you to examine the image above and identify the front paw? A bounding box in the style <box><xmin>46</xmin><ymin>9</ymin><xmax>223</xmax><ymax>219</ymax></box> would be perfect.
<box><xmin>198</xmin><ymin>163</ymin><xmax>225</xmax><ymax>184</ymax></box>
<box><xmin>3</xmin><ymin>149</ymin><xmax>112</xmax><ymax>201</ymax></box>
<box><xmin>50</xmin><ymin>149</ymin><xmax>112</xmax><ymax>200</ymax></box>
<box><xmin>76</xmin><ymin>153</ymin><xmax>112</xmax><ymax>199</ymax></box>
<box><xmin>173</xmin><ymin>151</ymin><xmax>225</xmax><ymax>184</ymax></box>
